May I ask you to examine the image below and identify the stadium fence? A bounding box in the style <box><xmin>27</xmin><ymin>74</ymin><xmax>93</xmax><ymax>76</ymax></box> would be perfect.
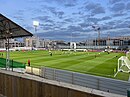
<box><xmin>0</xmin><ymin>58</ymin><xmax>25</xmax><ymax>68</ymax></box>
<box><xmin>26</xmin><ymin>66</ymin><xmax>130</xmax><ymax>96</ymax></box>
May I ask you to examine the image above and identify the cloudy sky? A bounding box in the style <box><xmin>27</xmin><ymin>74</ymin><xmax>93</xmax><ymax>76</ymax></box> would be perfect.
<box><xmin>1</xmin><ymin>0</ymin><xmax>130</xmax><ymax>41</ymax></box>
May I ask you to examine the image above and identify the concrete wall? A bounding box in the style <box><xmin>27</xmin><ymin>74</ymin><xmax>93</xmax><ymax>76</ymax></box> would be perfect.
<box><xmin>0</xmin><ymin>70</ymin><xmax>105</xmax><ymax>97</ymax></box>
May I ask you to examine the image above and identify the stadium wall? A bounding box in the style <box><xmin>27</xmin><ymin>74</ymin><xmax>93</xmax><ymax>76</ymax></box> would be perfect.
<box><xmin>0</xmin><ymin>47</ymin><xmax>33</xmax><ymax>52</ymax></box>
<box><xmin>59</xmin><ymin>45</ymin><xmax>120</xmax><ymax>49</ymax></box>
<box><xmin>0</xmin><ymin>70</ymin><xmax>105</xmax><ymax>97</ymax></box>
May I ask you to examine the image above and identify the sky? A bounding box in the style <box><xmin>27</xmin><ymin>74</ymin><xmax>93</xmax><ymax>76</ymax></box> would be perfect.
<box><xmin>1</xmin><ymin>0</ymin><xmax>130</xmax><ymax>41</ymax></box>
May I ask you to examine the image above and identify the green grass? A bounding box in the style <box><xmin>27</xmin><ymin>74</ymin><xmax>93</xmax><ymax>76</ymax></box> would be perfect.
<box><xmin>0</xmin><ymin>50</ymin><xmax>129</xmax><ymax>81</ymax></box>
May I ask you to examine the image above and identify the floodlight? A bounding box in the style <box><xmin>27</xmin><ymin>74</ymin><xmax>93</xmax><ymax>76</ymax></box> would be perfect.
<box><xmin>33</xmin><ymin>21</ymin><xmax>39</xmax><ymax>27</ymax></box>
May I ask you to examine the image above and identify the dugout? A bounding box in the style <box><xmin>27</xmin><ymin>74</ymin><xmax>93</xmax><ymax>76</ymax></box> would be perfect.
<box><xmin>0</xmin><ymin>14</ymin><xmax>33</xmax><ymax>70</ymax></box>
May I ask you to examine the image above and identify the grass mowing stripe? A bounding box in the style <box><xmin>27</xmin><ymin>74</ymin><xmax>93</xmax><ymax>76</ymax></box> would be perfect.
<box><xmin>88</xmin><ymin>53</ymin><xmax>125</xmax><ymax>75</ymax></box>
<box><xmin>64</xmin><ymin>53</ymin><xmax>122</xmax><ymax>73</ymax></box>
<box><xmin>31</xmin><ymin>53</ymin><xmax>89</xmax><ymax>67</ymax></box>
<box><xmin>11</xmin><ymin>51</ymin><xmax>84</xmax><ymax>62</ymax></box>
<box><xmin>12</xmin><ymin>52</ymin><xmax>88</xmax><ymax>66</ymax></box>
<box><xmin>40</xmin><ymin>52</ymin><xmax>108</xmax><ymax>68</ymax></box>
<box><xmin>4</xmin><ymin>50</ymin><xmax>127</xmax><ymax>81</ymax></box>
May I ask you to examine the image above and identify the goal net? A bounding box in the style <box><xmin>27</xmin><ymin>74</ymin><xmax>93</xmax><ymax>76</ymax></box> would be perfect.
<box><xmin>118</xmin><ymin>56</ymin><xmax>130</xmax><ymax>73</ymax></box>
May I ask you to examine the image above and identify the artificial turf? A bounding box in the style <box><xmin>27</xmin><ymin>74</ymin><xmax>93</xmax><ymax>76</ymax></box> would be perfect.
<box><xmin>1</xmin><ymin>50</ymin><xmax>129</xmax><ymax>81</ymax></box>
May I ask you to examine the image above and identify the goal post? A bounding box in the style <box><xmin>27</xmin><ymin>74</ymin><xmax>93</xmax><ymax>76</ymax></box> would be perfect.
<box><xmin>126</xmin><ymin>51</ymin><xmax>130</xmax><ymax>60</ymax></box>
<box><xmin>114</xmin><ymin>55</ymin><xmax>130</xmax><ymax>77</ymax></box>
<box><xmin>118</xmin><ymin>56</ymin><xmax>130</xmax><ymax>72</ymax></box>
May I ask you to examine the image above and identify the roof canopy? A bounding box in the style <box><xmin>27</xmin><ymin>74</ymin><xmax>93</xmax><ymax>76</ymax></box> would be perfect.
<box><xmin>0</xmin><ymin>14</ymin><xmax>33</xmax><ymax>39</ymax></box>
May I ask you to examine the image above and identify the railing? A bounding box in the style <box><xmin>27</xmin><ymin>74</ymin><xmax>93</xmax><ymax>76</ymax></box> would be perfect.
<box><xmin>26</xmin><ymin>66</ymin><xmax>130</xmax><ymax>96</ymax></box>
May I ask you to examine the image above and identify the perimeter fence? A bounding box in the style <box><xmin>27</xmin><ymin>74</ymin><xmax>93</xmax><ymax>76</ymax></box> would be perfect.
<box><xmin>26</xmin><ymin>66</ymin><xmax>130</xmax><ymax>96</ymax></box>
<box><xmin>0</xmin><ymin>58</ymin><xmax>25</xmax><ymax>68</ymax></box>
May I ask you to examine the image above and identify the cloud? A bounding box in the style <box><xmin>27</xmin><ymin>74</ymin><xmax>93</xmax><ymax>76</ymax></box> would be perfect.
<box><xmin>35</xmin><ymin>0</ymin><xmax>77</xmax><ymax>6</ymax></box>
<box><xmin>113</xmin><ymin>13</ymin><xmax>127</xmax><ymax>17</ymax></box>
<box><xmin>112</xmin><ymin>13</ymin><xmax>127</xmax><ymax>17</ymax></box>
<box><xmin>115</xmin><ymin>21</ymin><xmax>130</xmax><ymax>28</ymax></box>
<box><xmin>114</xmin><ymin>23</ymin><xmax>128</xmax><ymax>28</ymax></box>
<box><xmin>52</xmin><ymin>0</ymin><xmax>77</xmax><ymax>5</ymax></box>
<box><xmin>67</xmin><ymin>25</ymin><xmax>93</xmax><ymax>33</ymax></box>
<box><xmin>45</xmin><ymin>19</ymin><xmax>54</xmax><ymax>23</ymax></box>
<box><xmin>125</xmin><ymin>17</ymin><xmax>130</xmax><ymax>19</ymax></box>
<box><xmin>100</xmin><ymin>20</ymin><xmax>130</xmax><ymax>31</ymax></box>
<box><xmin>45</xmin><ymin>6</ymin><xmax>64</xmax><ymax>19</ymax></box>
<box><xmin>68</xmin><ymin>25</ymin><xmax>83</xmax><ymax>32</ymax></box>
<box><xmin>84</xmin><ymin>2</ymin><xmax>97</xmax><ymax>11</ymax></box>
<box><xmin>101</xmin><ymin>25</ymin><xmax>112</xmax><ymax>30</ymax></box>
<box><xmin>124</xmin><ymin>21</ymin><xmax>130</xmax><ymax>25</ymax></box>
<box><xmin>36</xmin><ymin>25</ymin><xmax>130</xmax><ymax>41</ymax></box>
<box><xmin>55</xmin><ymin>21</ymin><xmax>67</xmax><ymax>28</ymax></box>
<box><xmin>40</xmin><ymin>24</ymin><xmax>54</xmax><ymax>27</ymax></box>
<box><xmin>42</xmin><ymin>26</ymin><xmax>54</xmax><ymax>31</ymax></box>
<box><xmin>104</xmin><ymin>19</ymin><xmax>130</xmax><ymax>30</ymax></box>
<box><xmin>12</xmin><ymin>10</ymin><xmax>25</xmax><ymax>21</ymax></box>
<box><xmin>110</xmin><ymin>3</ymin><xmax>125</xmax><ymax>13</ymax></box>
<box><xmin>24</xmin><ymin>25</ymin><xmax>34</xmax><ymax>31</ymax></box>
<box><xmin>64</xmin><ymin>3</ymin><xmax>75</xmax><ymax>7</ymax></box>
<box><xmin>36</xmin><ymin>30</ymin><xmax>72</xmax><ymax>41</ymax></box>
<box><xmin>36</xmin><ymin>29</ymin><xmax>91</xmax><ymax>41</ymax></box>
<box><xmin>79</xmin><ymin>23</ymin><xmax>89</xmax><ymax>28</ymax></box>
<box><xmin>106</xmin><ymin>21</ymin><xmax>116</xmax><ymax>26</ymax></box>
<box><xmin>109</xmin><ymin>0</ymin><xmax>122</xmax><ymax>4</ymax></box>
<box><xmin>72</xmin><ymin>11</ymin><xmax>83</xmax><ymax>15</ymax></box>
<box><xmin>101</xmin><ymin>16</ymin><xmax>111</xmax><ymax>20</ymax></box>
<box><xmin>91</xmin><ymin>5</ymin><xmax>105</xmax><ymax>15</ymax></box>
<box><xmin>84</xmin><ymin>2</ymin><xmax>105</xmax><ymax>16</ymax></box>
<box><xmin>32</xmin><ymin>16</ymin><xmax>54</xmax><ymax>24</ymax></box>
<box><xmin>31</xmin><ymin>9</ymin><xmax>46</xmax><ymax>14</ymax></box>
<box><xmin>64</xmin><ymin>18</ymin><xmax>73</xmax><ymax>23</ymax></box>
<box><xmin>13</xmin><ymin>16</ymin><xmax>24</xmax><ymax>21</ymax></box>
<box><xmin>16</xmin><ymin>10</ymin><xmax>24</xmax><ymax>15</ymax></box>
<box><xmin>33</xmin><ymin>16</ymin><xmax>50</xmax><ymax>21</ymax></box>
<box><xmin>46</xmin><ymin>6</ymin><xmax>57</xmax><ymax>15</ymax></box>
<box><xmin>102</xmin><ymin>28</ymin><xmax>130</xmax><ymax>37</ymax></box>
<box><xmin>4</xmin><ymin>0</ymin><xmax>130</xmax><ymax>41</ymax></box>
<box><xmin>126</xmin><ymin>2</ymin><xmax>130</xmax><ymax>10</ymax></box>
<box><xmin>92</xmin><ymin>19</ymin><xmax>129</xmax><ymax>31</ymax></box>
<box><xmin>40</xmin><ymin>23</ymin><xmax>59</xmax><ymax>31</ymax></box>
<box><xmin>87</xmin><ymin>17</ymin><xmax>101</xmax><ymax>24</ymax></box>
<box><xmin>57</xmin><ymin>11</ymin><xmax>64</xmax><ymax>19</ymax></box>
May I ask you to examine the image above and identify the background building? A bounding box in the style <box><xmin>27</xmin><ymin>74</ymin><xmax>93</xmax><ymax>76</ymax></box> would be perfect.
<box><xmin>0</xmin><ymin>39</ymin><xmax>24</xmax><ymax>48</ymax></box>
<box><xmin>0</xmin><ymin>36</ymin><xmax>130</xmax><ymax>50</ymax></box>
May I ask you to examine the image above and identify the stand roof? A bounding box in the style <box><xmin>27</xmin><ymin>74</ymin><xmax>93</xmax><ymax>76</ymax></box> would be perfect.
<box><xmin>0</xmin><ymin>14</ymin><xmax>33</xmax><ymax>39</ymax></box>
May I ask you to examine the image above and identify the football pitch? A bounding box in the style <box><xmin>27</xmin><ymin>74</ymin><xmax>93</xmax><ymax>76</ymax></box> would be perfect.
<box><xmin>4</xmin><ymin>50</ymin><xmax>130</xmax><ymax>81</ymax></box>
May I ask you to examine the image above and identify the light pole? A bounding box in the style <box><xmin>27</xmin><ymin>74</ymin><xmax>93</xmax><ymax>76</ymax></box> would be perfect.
<box><xmin>33</xmin><ymin>21</ymin><xmax>39</xmax><ymax>48</ymax></box>
<box><xmin>33</xmin><ymin>21</ymin><xmax>39</xmax><ymax>33</ymax></box>
<box><xmin>107</xmin><ymin>32</ymin><xmax>110</xmax><ymax>49</ymax></box>
<box><xmin>92</xmin><ymin>25</ymin><xmax>101</xmax><ymax>49</ymax></box>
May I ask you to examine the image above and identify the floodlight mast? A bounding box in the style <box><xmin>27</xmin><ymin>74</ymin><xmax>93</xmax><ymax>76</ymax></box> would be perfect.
<box><xmin>33</xmin><ymin>21</ymin><xmax>39</xmax><ymax>33</ymax></box>
<box><xmin>107</xmin><ymin>32</ymin><xmax>110</xmax><ymax>49</ymax></box>
<box><xmin>92</xmin><ymin>25</ymin><xmax>101</xmax><ymax>49</ymax></box>
<box><xmin>70</xmin><ymin>32</ymin><xmax>73</xmax><ymax>50</ymax></box>
<box><xmin>33</xmin><ymin>21</ymin><xmax>39</xmax><ymax>48</ymax></box>
<box><xmin>98</xmin><ymin>28</ymin><xmax>100</xmax><ymax>49</ymax></box>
